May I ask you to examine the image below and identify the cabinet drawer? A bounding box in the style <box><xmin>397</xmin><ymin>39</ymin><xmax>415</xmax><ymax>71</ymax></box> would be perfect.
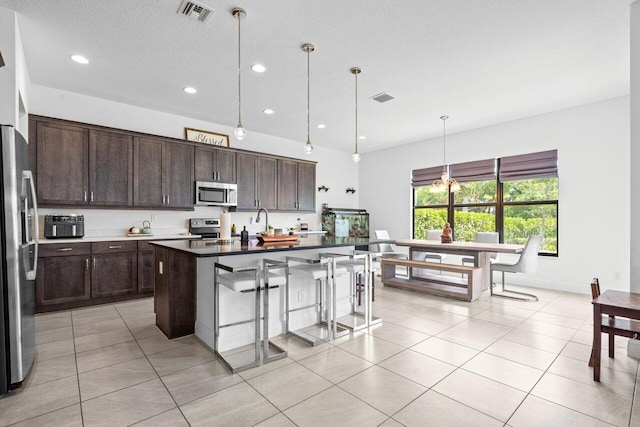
<box><xmin>92</xmin><ymin>241</ymin><xmax>137</xmax><ymax>254</ymax></box>
<box><xmin>137</xmin><ymin>240</ymin><xmax>156</xmax><ymax>251</ymax></box>
<box><xmin>39</xmin><ymin>242</ymin><xmax>91</xmax><ymax>257</ymax></box>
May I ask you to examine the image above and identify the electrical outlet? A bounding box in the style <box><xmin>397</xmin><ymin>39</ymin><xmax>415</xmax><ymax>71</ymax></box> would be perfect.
<box><xmin>298</xmin><ymin>290</ymin><xmax>304</xmax><ymax>302</ymax></box>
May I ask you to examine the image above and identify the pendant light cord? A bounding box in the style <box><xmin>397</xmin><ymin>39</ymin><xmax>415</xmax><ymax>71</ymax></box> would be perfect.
<box><xmin>307</xmin><ymin>48</ymin><xmax>310</xmax><ymax>142</ymax></box>
<box><xmin>354</xmin><ymin>71</ymin><xmax>358</xmax><ymax>154</ymax></box>
<box><xmin>237</xmin><ymin>12</ymin><xmax>242</xmax><ymax>124</ymax></box>
<box><xmin>441</xmin><ymin>115</ymin><xmax>448</xmax><ymax>176</ymax></box>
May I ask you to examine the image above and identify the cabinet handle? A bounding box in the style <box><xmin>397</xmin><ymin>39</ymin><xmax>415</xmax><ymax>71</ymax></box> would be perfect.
<box><xmin>90</xmin><ymin>191</ymin><xmax>94</xmax><ymax>202</ymax></box>
<box><xmin>84</xmin><ymin>191</ymin><xmax>87</xmax><ymax>202</ymax></box>
<box><xmin>92</xmin><ymin>258</ymin><xmax>96</xmax><ymax>270</ymax></box>
<box><xmin>167</xmin><ymin>194</ymin><xmax>170</xmax><ymax>204</ymax></box>
<box><xmin>85</xmin><ymin>258</ymin><xmax>89</xmax><ymax>271</ymax></box>
<box><xmin>108</xmin><ymin>245</ymin><xmax>123</xmax><ymax>249</ymax></box>
<box><xmin>162</xmin><ymin>195</ymin><xmax>166</xmax><ymax>204</ymax></box>
<box><xmin>56</xmin><ymin>247</ymin><xmax>73</xmax><ymax>252</ymax></box>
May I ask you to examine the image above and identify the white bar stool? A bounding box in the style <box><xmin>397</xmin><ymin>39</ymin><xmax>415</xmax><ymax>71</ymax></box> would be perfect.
<box><xmin>286</xmin><ymin>256</ymin><xmax>349</xmax><ymax>345</ymax></box>
<box><xmin>261</xmin><ymin>258</ymin><xmax>289</xmax><ymax>363</ymax></box>
<box><xmin>213</xmin><ymin>263</ymin><xmax>261</xmax><ymax>373</ymax></box>
<box><xmin>326</xmin><ymin>251</ymin><xmax>382</xmax><ymax>331</ymax></box>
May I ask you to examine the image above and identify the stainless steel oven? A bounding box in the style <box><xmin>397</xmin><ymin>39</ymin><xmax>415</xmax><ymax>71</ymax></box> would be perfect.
<box><xmin>195</xmin><ymin>181</ymin><xmax>237</xmax><ymax>207</ymax></box>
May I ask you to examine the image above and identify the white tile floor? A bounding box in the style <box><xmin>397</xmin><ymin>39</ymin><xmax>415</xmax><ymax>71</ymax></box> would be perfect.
<box><xmin>1</xmin><ymin>281</ymin><xmax>639</xmax><ymax>426</ymax></box>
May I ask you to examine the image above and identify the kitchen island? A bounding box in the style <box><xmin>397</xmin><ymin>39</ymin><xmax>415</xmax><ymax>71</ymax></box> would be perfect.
<box><xmin>150</xmin><ymin>236</ymin><xmax>391</xmax><ymax>351</ymax></box>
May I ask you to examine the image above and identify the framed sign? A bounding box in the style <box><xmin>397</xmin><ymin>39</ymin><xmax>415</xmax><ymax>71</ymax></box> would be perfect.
<box><xmin>184</xmin><ymin>128</ymin><xmax>230</xmax><ymax>147</ymax></box>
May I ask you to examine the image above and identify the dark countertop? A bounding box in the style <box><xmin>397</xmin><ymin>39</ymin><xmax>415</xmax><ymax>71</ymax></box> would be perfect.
<box><xmin>149</xmin><ymin>236</ymin><xmax>392</xmax><ymax>257</ymax></box>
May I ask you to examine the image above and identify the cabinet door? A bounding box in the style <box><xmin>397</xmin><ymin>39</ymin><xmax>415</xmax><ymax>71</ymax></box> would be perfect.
<box><xmin>297</xmin><ymin>162</ymin><xmax>316</xmax><ymax>211</ymax></box>
<box><xmin>215</xmin><ymin>149</ymin><xmax>236</xmax><ymax>183</ymax></box>
<box><xmin>36</xmin><ymin>121</ymin><xmax>89</xmax><ymax>205</ymax></box>
<box><xmin>277</xmin><ymin>159</ymin><xmax>298</xmax><ymax>211</ymax></box>
<box><xmin>236</xmin><ymin>152</ymin><xmax>257</xmax><ymax>209</ymax></box>
<box><xmin>36</xmin><ymin>255</ymin><xmax>91</xmax><ymax>306</ymax></box>
<box><xmin>257</xmin><ymin>156</ymin><xmax>277</xmax><ymax>210</ymax></box>
<box><xmin>165</xmin><ymin>142</ymin><xmax>194</xmax><ymax>208</ymax></box>
<box><xmin>91</xmin><ymin>252</ymin><xmax>137</xmax><ymax>298</ymax></box>
<box><xmin>89</xmin><ymin>130</ymin><xmax>133</xmax><ymax>206</ymax></box>
<box><xmin>138</xmin><ymin>250</ymin><xmax>155</xmax><ymax>293</ymax></box>
<box><xmin>194</xmin><ymin>147</ymin><xmax>215</xmax><ymax>181</ymax></box>
<box><xmin>134</xmin><ymin>136</ymin><xmax>164</xmax><ymax>207</ymax></box>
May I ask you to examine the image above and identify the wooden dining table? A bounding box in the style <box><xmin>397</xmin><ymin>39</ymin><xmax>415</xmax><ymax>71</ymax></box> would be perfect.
<box><xmin>394</xmin><ymin>239</ymin><xmax>524</xmax><ymax>291</ymax></box>
<box><xmin>592</xmin><ymin>290</ymin><xmax>640</xmax><ymax>381</ymax></box>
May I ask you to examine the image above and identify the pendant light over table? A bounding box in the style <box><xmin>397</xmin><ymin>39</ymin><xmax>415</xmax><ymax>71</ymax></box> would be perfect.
<box><xmin>232</xmin><ymin>7</ymin><xmax>247</xmax><ymax>141</ymax></box>
<box><xmin>302</xmin><ymin>43</ymin><xmax>315</xmax><ymax>154</ymax></box>
<box><xmin>351</xmin><ymin>67</ymin><xmax>361</xmax><ymax>163</ymax></box>
<box><xmin>429</xmin><ymin>115</ymin><xmax>460</xmax><ymax>193</ymax></box>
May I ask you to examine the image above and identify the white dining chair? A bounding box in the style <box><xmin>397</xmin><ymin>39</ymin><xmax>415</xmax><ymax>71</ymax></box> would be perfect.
<box><xmin>461</xmin><ymin>232</ymin><xmax>500</xmax><ymax>266</ymax></box>
<box><xmin>490</xmin><ymin>234</ymin><xmax>543</xmax><ymax>301</ymax></box>
<box><xmin>374</xmin><ymin>230</ymin><xmax>408</xmax><ymax>276</ymax></box>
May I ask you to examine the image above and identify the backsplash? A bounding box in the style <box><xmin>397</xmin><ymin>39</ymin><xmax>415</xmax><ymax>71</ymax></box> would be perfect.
<box><xmin>38</xmin><ymin>207</ymin><xmax>321</xmax><ymax>239</ymax></box>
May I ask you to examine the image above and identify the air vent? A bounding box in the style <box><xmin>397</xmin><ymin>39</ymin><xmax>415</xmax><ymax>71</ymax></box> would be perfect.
<box><xmin>177</xmin><ymin>0</ymin><xmax>215</xmax><ymax>23</ymax></box>
<box><xmin>371</xmin><ymin>92</ymin><xmax>394</xmax><ymax>103</ymax></box>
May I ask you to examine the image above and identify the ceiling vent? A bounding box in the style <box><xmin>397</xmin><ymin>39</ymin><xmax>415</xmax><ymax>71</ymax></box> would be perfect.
<box><xmin>370</xmin><ymin>92</ymin><xmax>394</xmax><ymax>103</ymax></box>
<box><xmin>177</xmin><ymin>1</ymin><xmax>215</xmax><ymax>24</ymax></box>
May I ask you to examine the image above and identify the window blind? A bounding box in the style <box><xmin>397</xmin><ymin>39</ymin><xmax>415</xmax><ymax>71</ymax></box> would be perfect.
<box><xmin>411</xmin><ymin>166</ymin><xmax>445</xmax><ymax>187</ymax></box>
<box><xmin>449</xmin><ymin>158</ymin><xmax>496</xmax><ymax>183</ymax></box>
<box><xmin>499</xmin><ymin>150</ymin><xmax>558</xmax><ymax>182</ymax></box>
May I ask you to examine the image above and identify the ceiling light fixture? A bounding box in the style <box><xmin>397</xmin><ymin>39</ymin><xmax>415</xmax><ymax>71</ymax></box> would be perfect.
<box><xmin>316</xmin><ymin>124</ymin><xmax>326</xmax><ymax>129</ymax></box>
<box><xmin>351</xmin><ymin>67</ymin><xmax>361</xmax><ymax>163</ymax></box>
<box><xmin>251</xmin><ymin>64</ymin><xmax>266</xmax><ymax>73</ymax></box>
<box><xmin>183</xmin><ymin>86</ymin><xmax>197</xmax><ymax>94</ymax></box>
<box><xmin>70</xmin><ymin>54</ymin><xmax>89</xmax><ymax>64</ymax></box>
<box><xmin>430</xmin><ymin>115</ymin><xmax>460</xmax><ymax>193</ymax></box>
<box><xmin>232</xmin><ymin>7</ymin><xmax>247</xmax><ymax>141</ymax></box>
<box><xmin>359</xmin><ymin>136</ymin><xmax>366</xmax><ymax>140</ymax></box>
<box><xmin>263</xmin><ymin>109</ymin><xmax>274</xmax><ymax>115</ymax></box>
<box><xmin>302</xmin><ymin>43</ymin><xmax>315</xmax><ymax>154</ymax></box>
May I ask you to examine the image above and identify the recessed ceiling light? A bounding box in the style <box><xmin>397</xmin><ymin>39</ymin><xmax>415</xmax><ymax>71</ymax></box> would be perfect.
<box><xmin>70</xmin><ymin>54</ymin><xmax>89</xmax><ymax>64</ymax></box>
<box><xmin>251</xmin><ymin>64</ymin><xmax>266</xmax><ymax>73</ymax></box>
<box><xmin>359</xmin><ymin>136</ymin><xmax>366</xmax><ymax>140</ymax></box>
<box><xmin>316</xmin><ymin>124</ymin><xmax>326</xmax><ymax>129</ymax></box>
<box><xmin>183</xmin><ymin>86</ymin><xmax>197</xmax><ymax>94</ymax></box>
<box><xmin>263</xmin><ymin>109</ymin><xmax>274</xmax><ymax>115</ymax></box>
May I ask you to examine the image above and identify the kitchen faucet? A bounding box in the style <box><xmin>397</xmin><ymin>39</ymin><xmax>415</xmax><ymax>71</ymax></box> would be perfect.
<box><xmin>255</xmin><ymin>208</ymin><xmax>269</xmax><ymax>233</ymax></box>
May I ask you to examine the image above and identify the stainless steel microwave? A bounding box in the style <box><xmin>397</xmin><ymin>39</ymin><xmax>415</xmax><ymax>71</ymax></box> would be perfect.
<box><xmin>195</xmin><ymin>181</ymin><xmax>237</xmax><ymax>207</ymax></box>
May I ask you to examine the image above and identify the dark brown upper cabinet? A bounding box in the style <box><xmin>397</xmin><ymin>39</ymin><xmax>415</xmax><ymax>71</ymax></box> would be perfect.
<box><xmin>236</xmin><ymin>152</ymin><xmax>277</xmax><ymax>210</ymax></box>
<box><xmin>194</xmin><ymin>146</ymin><xmax>236</xmax><ymax>183</ymax></box>
<box><xmin>89</xmin><ymin>130</ymin><xmax>133</xmax><ymax>206</ymax></box>
<box><xmin>277</xmin><ymin>159</ymin><xmax>316</xmax><ymax>212</ymax></box>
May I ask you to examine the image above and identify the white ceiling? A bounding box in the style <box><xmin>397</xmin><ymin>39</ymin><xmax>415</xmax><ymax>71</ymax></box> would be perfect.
<box><xmin>0</xmin><ymin>0</ymin><xmax>631</xmax><ymax>153</ymax></box>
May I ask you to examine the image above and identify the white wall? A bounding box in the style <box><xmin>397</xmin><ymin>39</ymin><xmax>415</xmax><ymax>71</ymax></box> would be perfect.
<box><xmin>359</xmin><ymin>96</ymin><xmax>630</xmax><ymax>294</ymax></box>
<box><xmin>0</xmin><ymin>7</ymin><xmax>30</xmax><ymax>133</ymax></box>
<box><xmin>31</xmin><ymin>85</ymin><xmax>360</xmax><ymax>235</ymax></box>
<box><xmin>630</xmin><ymin>1</ymin><xmax>640</xmax><ymax>293</ymax></box>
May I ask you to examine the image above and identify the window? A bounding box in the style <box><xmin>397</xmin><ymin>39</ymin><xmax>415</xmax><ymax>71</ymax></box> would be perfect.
<box><xmin>412</xmin><ymin>150</ymin><xmax>558</xmax><ymax>255</ymax></box>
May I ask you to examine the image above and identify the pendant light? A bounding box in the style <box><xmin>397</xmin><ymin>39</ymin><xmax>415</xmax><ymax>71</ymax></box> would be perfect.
<box><xmin>351</xmin><ymin>67</ymin><xmax>361</xmax><ymax>163</ymax></box>
<box><xmin>302</xmin><ymin>43</ymin><xmax>315</xmax><ymax>154</ymax></box>
<box><xmin>429</xmin><ymin>115</ymin><xmax>461</xmax><ymax>193</ymax></box>
<box><xmin>232</xmin><ymin>7</ymin><xmax>247</xmax><ymax>140</ymax></box>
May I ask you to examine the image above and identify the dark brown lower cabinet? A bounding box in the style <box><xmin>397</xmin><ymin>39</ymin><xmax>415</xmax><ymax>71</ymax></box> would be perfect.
<box><xmin>91</xmin><ymin>254</ymin><xmax>137</xmax><ymax>298</ymax></box>
<box><xmin>137</xmin><ymin>241</ymin><xmax>155</xmax><ymax>293</ymax></box>
<box><xmin>36</xmin><ymin>243</ymin><xmax>91</xmax><ymax>307</ymax></box>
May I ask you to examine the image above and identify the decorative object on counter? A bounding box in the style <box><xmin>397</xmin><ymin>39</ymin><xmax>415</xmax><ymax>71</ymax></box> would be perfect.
<box><xmin>219</xmin><ymin>211</ymin><xmax>232</xmax><ymax>242</ymax></box>
<box><xmin>256</xmin><ymin>234</ymin><xmax>299</xmax><ymax>244</ymax></box>
<box><xmin>129</xmin><ymin>226</ymin><xmax>140</xmax><ymax>234</ymax></box>
<box><xmin>268</xmin><ymin>225</ymin><xmax>274</xmax><ymax>236</ymax></box>
<box><xmin>346</xmin><ymin>187</ymin><xmax>356</xmax><ymax>194</ymax></box>
<box><xmin>286</xmin><ymin>227</ymin><xmax>295</xmax><ymax>235</ymax></box>
<box><xmin>302</xmin><ymin>43</ymin><xmax>315</xmax><ymax>154</ymax></box>
<box><xmin>318</xmin><ymin>185</ymin><xmax>329</xmax><ymax>192</ymax></box>
<box><xmin>430</xmin><ymin>115</ymin><xmax>461</xmax><ymax>193</ymax></box>
<box><xmin>441</xmin><ymin>222</ymin><xmax>453</xmax><ymax>243</ymax></box>
<box><xmin>322</xmin><ymin>203</ymin><xmax>329</xmax><ymax>211</ymax></box>
<box><xmin>231</xmin><ymin>223</ymin><xmax>236</xmax><ymax>234</ymax></box>
<box><xmin>185</xmin><ymin>128</ymin><xmax>229</xmax><ymax>147</ymax></box>
<box><xmin>141</xmin><ymin>220</ymin><xmax>153</xmax><ymax>234</ymax></box>
<box><xmin>299</xmin><ymin>222</ymin><xmax>309</xmax><ymax>231</ymax></box>
<box><xmin>240</xmin><ymin>226</ymin><xmax>249</xmax><ymax>243</ymax></box>
<box><xmin>232</xmin><ymin>7</ymin><xmax>247</xmax><ymax>141</ymax></box>
<box><xmin>351</xmin><ymin>66</ymin><xmax>362</xmax><ymax>162</ymax></box>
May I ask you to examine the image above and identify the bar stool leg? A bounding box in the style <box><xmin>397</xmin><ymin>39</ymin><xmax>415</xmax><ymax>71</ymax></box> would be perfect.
<box><xmin>262</xmin><ymin>259</ymin><xmax>287</xmax><ymax>363</ymax></box>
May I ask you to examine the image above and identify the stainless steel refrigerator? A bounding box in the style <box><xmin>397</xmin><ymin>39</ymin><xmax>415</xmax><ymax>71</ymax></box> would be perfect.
<box><xmin>0</xmin><ymin>125</ymin><xmax>38</xmax><ymax>395</ymax></box>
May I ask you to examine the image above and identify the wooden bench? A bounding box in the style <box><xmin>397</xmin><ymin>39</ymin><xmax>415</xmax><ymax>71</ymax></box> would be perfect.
<box><xmin>381</xmin><ymin>258</ymin><xmax>482</xmax><ymax>302</ymax></box>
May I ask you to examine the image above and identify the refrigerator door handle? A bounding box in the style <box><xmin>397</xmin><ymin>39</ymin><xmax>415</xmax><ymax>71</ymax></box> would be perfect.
<box><xmin>23</xmin><ymin>170</ymin><xmax>38</xmax><ymax>280</ymax></box>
